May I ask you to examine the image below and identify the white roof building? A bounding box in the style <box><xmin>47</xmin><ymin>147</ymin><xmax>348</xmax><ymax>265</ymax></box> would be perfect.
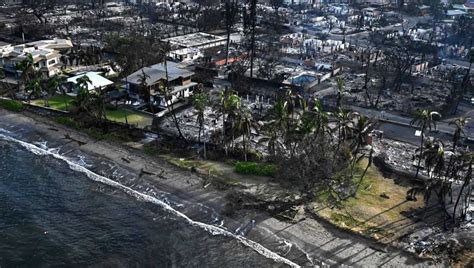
<box><xmin>446</xmin><ymin>9</ymin><xmax>468</xmax><ymax>17</ymax></box>
<box><xmin>67</xmin><ymin>72</ymin><xmax>113</xmax><ymax>92</ymax></box>
<box><xmin>163</xmin><ymin>32</ymin><xmax>226</xmax><ymax>49</ymax></box>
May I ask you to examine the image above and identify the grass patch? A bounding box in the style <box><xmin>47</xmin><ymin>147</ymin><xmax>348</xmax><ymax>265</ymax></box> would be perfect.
<box><xmin>105</xmin><ymin>109</ymin><xmax>150</xmax><ymax>125</ymax></box>
<box><xmin>55</xmin><ymin>116</ymin><xmax>81</xmax><ymax>129</ymax></box>
<box><xmin>161</xmin><ymin>155</ymin><xmax>242</xmax><ymax>188</ymax></box>
<box><xmin>31</xmin><ymin>95</ymin><xmax>74</xmax><ymax>111</ymax></box>
<box><xmin>55</xmin><ymin>116</ymin><xmax>131</xmax><ymax>142</ymax></box>
<box><xmin>143</xmin><ymin>143</ymin><xmax>160</xmax><ymax>156</ymax></box>
<box><xmin>312</xmin><ymin>159</ymin><xmax>424</xmax><ymax>241</ymax></box>
<box><xmin>234</xmin><ymin>161</ymin><xmax>275</xmax><ymax>177</ymax></box>
<box><xmin>0</xmin><ymin>99</ymin><xmax>24</xmax><ymax>112</ymax></box>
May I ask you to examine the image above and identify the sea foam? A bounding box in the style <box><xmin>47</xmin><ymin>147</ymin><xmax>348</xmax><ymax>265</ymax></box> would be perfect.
<box><xmin>0</xmin><ymin>132</ymin><xmax>302</xmax><ymax>268</ymax></box>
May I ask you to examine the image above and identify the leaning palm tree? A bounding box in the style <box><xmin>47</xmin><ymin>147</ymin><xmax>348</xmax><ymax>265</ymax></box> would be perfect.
<box><xmin>410</xmin><ymin>109</ymin><xmax>441</xmax><ymax>179</ymax></box>
<box><xmin>192</xmin><ymin>85</ymin><xmax>208</xmax><ymax>142</ymax></box>
<box><xmin>156</xmin><ymin>41</ymin><xmax>186</xmax><ymax>140</ymax></box>
<box><xmin>452</xmin><ymin>152</ymin><xmax>472</xmax><ymax>223</ymax></box>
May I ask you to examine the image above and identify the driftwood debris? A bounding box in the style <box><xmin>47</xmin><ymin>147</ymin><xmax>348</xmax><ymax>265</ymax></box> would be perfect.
<box><xmin>63</xmin><ymin>133</ymin><xmax>87</xmax><ymax>146</ymax></box>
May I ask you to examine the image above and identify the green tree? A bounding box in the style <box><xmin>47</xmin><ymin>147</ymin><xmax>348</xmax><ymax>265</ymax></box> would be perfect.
<box><xmin>192</xmin><ymin>84</ymin><xmax>208</xmax><ymax>142</ymax></box>
<box><xmin>45</xmin><ymin>75</ymin><xmax>64</xmax><ymax>108</ymax></box>
<box><xmin>234</xmin><ymin>108</ymin><xmax>255</xmax><ymax>162</ymax></box>
<box><xmin>91</xmin><ymin>86</ymin><xmax>108</xmax><ymax>124</ymax></box>
<box><xmin>16</xmin><ymin>53</ymin><xmax>35</xmax><ymax>87</ymax></box>
<box><xmin>217</xmin><ymin>88</ymin><xmax>241</xmax><ymax>155</ymax></box>
<box><xmin>311</xmin><ymin>99</ymin><xmax>330</xmax><ymax>136</ymax></box>
<box><xmin>25</xmin><ymin>78</ymin><xmax>42</xmax><ymax>102</ymax></box>
<box><xmin>334</xmin><ymin>109</ymin><xmax>357</xmax><ymax>148</ymax></box>
<box><xmin>73</xmin><ymin>75</ymin><xmax>93</xmax><ymax>113</ymax></box>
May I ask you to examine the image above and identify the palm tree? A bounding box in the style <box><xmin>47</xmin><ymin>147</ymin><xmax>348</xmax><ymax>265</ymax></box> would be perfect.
<box><xmin>311</xmin><ymin>99</ymin><xmax>330</xmax><ymax>136</ymax></box>
<box><xmin>347</xmin><ymin>115</ymin><xmax>374</xmax><ymax>186</ymax></box>
<box><xmin>350</xmin><ymin>115</ymin><xmax>373</xmax><ymax>154</ymax></box>
<box><xmin>91</xmin><ymin>86</ymin><xmax>108</xmax><ymax>124</ymax></box>
<box><xmin>417</xmin><ymin>138</ymin><xmax>448</xmax><ymax>216</ymax></box>
<box><xmin>410</xmin><ymin>109</ymin><xmax>441</xmax><ymax>179</ymax></box>
<box><xmin>462</xmin><ymin>48</ymin><xmax>473</xmax><ymax>88</ymax></box>
<box><xmin>258</xmin><ymin>125</ymin><xmax>282</xmax><ymax>158</ymax></box>
<box><xmin>453</xmin><ymin>152</ymin><xmax>472</xmax><ymax>223</ymax></box>
<box><xmin>16</xmin><ymin>53</ymin><xmax>35</xmax><ymax>85</ymax></box>
<box><xmin>45</xmin><ymin>75</ymin><xmax>64</xmax><ymax>108</ymax></box>
<box><xmin>158</xmin><ymin>43</ymin><xmax>186</xmax><ymax>140</ymax></box>
<box><xmin>76</xmin><ymin>75</ymin><xmax>92</xmax><ymax>92</ymax></box>
<box><xmin>335</xmin><ymin>77</ymin><xmax>346</xmax><ymax>109</ymax></box>
<box><xmin>258</xmin><ymin>98</ymin><xmax>290</xmax><ymax>157</ymax></box>
<box><xmin>269</xmin><ymin>98</ymin><xmax>289</xmax><ymax>133</ymax></box>
<box><xmin>334</xmin><ymin>109</ymin><xmax>357</xmax><ymax>148</ymax></box>
<box><xmin>25</xmin><ymin>78</ymin><xmax>42</xmax><ymax>102</ymax></box>
<box><xmin>217</xmin><ymin>88</ymin><xmax>241</xmax><ymax>155</ymax></box>
<box><xmin>73</xmin><ymin>75</ymin><xmax>93</xmax><ymax>114</ymax></box>
<box><xmin>224</xmin><ymin>0</ymin><xmax>238</xmax><ymax>66</ymax></box>
<box><xmin>282</xmin><ymin>89</ymin><xmax>303</xmax><ymax>121</ymax></box>
<box><xmin>234</xmin><ymin>108</ymin><xmax>255</xmax><ymax>162</ymax></box>
<box><xmin>137</xmin><ymin>70</ymin><xmax>152</xmax><ymax>112</ymax></box>
<box><xmin>449</xmin><ymin>116</ymin><xmax>470</xmax><ymax>153</ymax></box>
<box><xmin>192</xmin><ymin>85</ymin><xmax>208</xmax><ymax>142</ymax></box>
<box><xmin>445</xmin><ymin>116</ymin><xmax>470</xmax><ymax>188</ymax></box>
<box><xmin>421</xmin><ymin>138</ymin><xmax>445</xmax><ymax>179</ymax></box>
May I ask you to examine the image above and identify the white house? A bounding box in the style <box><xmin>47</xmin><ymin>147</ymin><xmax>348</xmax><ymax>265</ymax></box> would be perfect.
<box><xmin>0</xmin><ymin>38</ymin><xmax>73</xmax><ymax>79</ymax></box>
<box><xmin>65</xmin><ymin>72</ymin><xmax>114</xmax><ymax>96</ymax></box>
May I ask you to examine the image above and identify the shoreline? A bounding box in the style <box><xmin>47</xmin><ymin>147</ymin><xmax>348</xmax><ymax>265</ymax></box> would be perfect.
<box><xmin>0</xmin><ymin>108</ymin><xmax>438</xmax><ymax>267</ymax></box>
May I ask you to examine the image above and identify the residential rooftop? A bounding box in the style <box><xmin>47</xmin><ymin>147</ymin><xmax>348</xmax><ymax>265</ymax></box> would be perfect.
<box><xmin>162</xmin><ymin>32</ymin><xmax>226</xmax><ymax>49</ymax></box>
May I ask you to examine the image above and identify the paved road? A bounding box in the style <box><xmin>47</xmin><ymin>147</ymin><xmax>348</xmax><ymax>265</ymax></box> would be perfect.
<box><xmin>444</xmin><ymin>58</ymin><xmax>472</xmax><ymax>69</ymax></box>
<box><xmin>350</xmin><ymin>106</ymin><xmax>473</xmax><ymax>137</ymax></box>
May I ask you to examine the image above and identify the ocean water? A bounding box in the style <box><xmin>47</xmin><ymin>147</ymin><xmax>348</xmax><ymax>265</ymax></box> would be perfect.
<box><xmin>0</xmin><ymin>134</ymin><xmax>294</xmax><ymax>267</ymax></box>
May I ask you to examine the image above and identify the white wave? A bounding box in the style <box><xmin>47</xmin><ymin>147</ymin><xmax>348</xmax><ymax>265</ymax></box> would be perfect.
<box><xmin>33</xmin><ymin>140</ymin><xmax>48</xmax><ymax>150</ymax></box>
<box><xmin>0</xmin><ymin>127</ymin><xmax>13</xmax><ymax>135</ymax></box>
<box><xmin>258</xmin><ymin>226</ymin><xmax>315</xmax><ymax>266</ymax></box>
<box><xmin>0</xmin><ymin>132</ymin><xmax>301</xmax><ymax>268</ymax></box>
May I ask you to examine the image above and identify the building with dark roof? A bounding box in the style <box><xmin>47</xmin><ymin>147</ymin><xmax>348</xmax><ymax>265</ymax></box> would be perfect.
<box><xmin>124</xmin><ymin>61</ymin><xmax>197</xmax><ymax>108</ymax></box>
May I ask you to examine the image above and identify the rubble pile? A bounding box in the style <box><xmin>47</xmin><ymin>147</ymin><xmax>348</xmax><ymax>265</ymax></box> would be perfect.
<box><xmin>404</xmin><ymin>226</ymin><xmax>471</xmax><ymax>263</ymax></box>
<box><xmin>372</xmin><ymin>138</ymin><xmax>423</xmax><ymax>175</ymax></box>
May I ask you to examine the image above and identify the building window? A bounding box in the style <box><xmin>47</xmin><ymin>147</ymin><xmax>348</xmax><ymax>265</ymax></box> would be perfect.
<box><xmin>48</xmin><ymin>59</ymin><xmax>56</xmax><ymax>65</ymax></box>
